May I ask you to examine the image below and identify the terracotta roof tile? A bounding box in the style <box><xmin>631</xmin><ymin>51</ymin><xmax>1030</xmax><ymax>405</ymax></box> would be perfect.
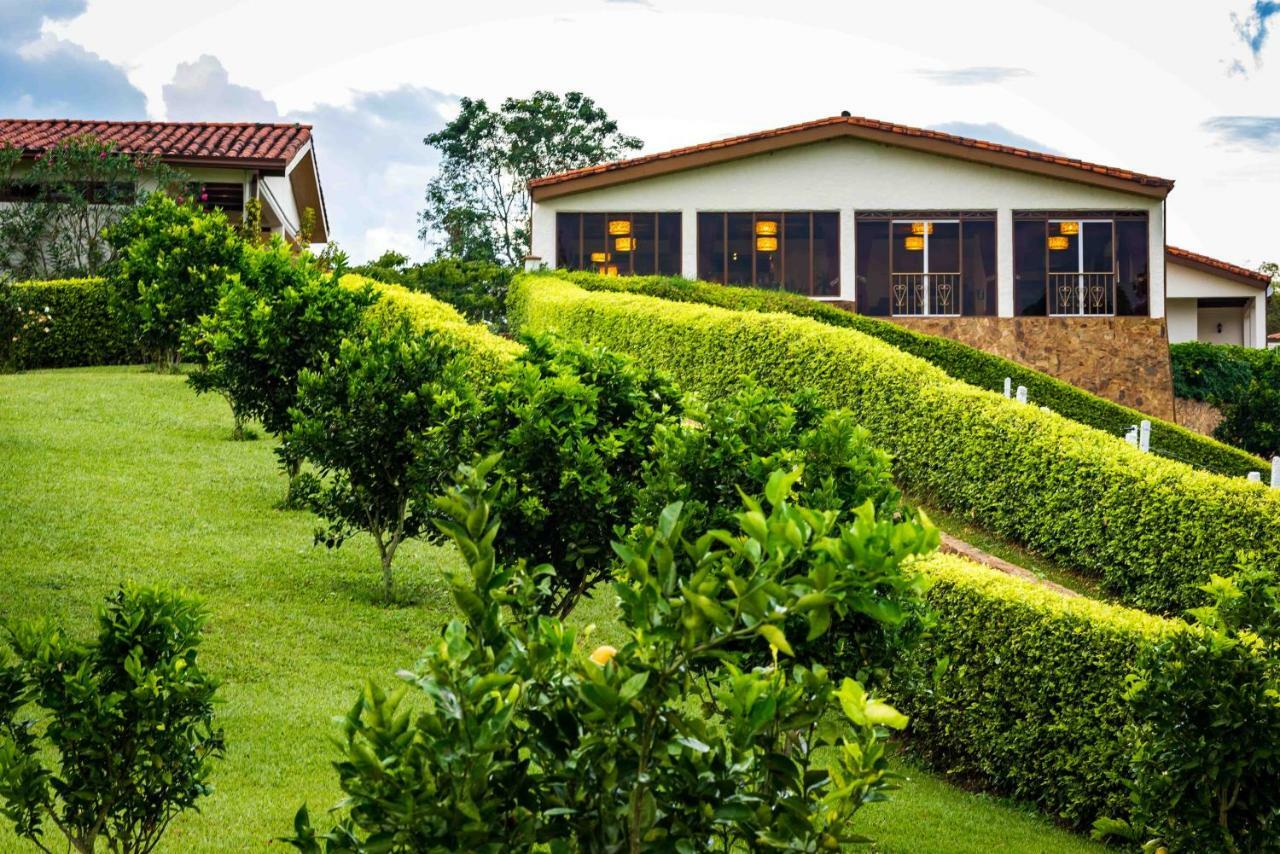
<box><xmin>529</xmin><ymin>114</ymin><xmax>1175</xmax><ymax>197</ymax></box>
<box><xmin>0</xmin><ymin>119</ymin><xmax>312</xmax><ymax>169</ymax></box>
<box><xmin>1167</xmin><ymin>245</ymin><xmax>1271</xmax><ymax>288</ymax></box>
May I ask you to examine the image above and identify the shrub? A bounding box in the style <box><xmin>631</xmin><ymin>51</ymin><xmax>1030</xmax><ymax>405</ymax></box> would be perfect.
<box><xmin>285</xmin><ymin>319</ymin><xmax>484</xmax><ymax>600</ymax></box>
<box><xmin>283</xmin><ymin>461</ymin><xmax>920</xmax><ymax>852</ymax></box>
<box><xmin>481</xmin><ymin>334</ymin><xmax>683</xmax><ymax>617</ymax></box>
<box><xmin>3</xmin><ymin>278</ymin><xmax>138</xmax><ymax>370</ymax></box>
<box><xmin>1215</xmin><ymin>352</ymin><xmax>1280</xmax><ymax>458</ymax></box>
<box><xmin>352</xmin><ymin>253</ymin><xmax>516</xmax><ymax>332</ymax></box>
<box><xmin>509</xmin><ymin>274</ymin><xmax>1280</xmax><ymax>615</ymax></box>
<box><xmin>558</xmin><ymin>270</ymin><xmax>1265</xmax><ymax>477</ymax></box>
<box><xmin>0</xmin><ymin>585</ymin><xmax>223</xmax><ymax>854</ymax></box>
<box><xmin>1170</xmin><ymin>340</ymin><xmax>1264</xmax><ymax>404</ymax></box>
<box><xmin>108</xmin><ymin>193</ymin><xmax>245</xmax><ymax>369</ymax></box>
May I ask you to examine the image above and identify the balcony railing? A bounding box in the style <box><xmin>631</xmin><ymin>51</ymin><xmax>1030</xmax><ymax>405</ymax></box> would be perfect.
<box><xmin>891</xmin><ymin>272</ymin><xmax>961</xmax><ymax>316</ymax></box>
<box><xmin>1049</xmin><ymin>272</ymin><xmax>1114</xmax><ymax>316</ymax></box>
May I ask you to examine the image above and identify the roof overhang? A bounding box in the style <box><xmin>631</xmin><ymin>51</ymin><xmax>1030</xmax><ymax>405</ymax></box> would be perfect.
<box><xmin>530</xmin><ymin>116</ymin><xmax>1175</xmax><ymax>202</ymax></box>
<box><xmin>1167</xmin><ymin>247</ymin><xmax>1270</xmax><ymax>290</ymax></box>
<box><xmin>284</xmin><ymin>141</ymin><xmax>328</xmax><ymax>244</ymax></box>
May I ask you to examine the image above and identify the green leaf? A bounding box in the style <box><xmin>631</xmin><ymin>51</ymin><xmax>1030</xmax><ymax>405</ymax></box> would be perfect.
<box><xmin>758</xmin><ymin>624</ymin><xmax>793</xmax><ymax>657</ymax></box>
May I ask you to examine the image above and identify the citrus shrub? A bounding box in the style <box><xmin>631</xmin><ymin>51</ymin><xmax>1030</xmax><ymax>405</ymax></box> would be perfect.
<box><xmin>282</xmin><ymin>461</ymin><xmax>930</xmax><ymax>852</ymax></box>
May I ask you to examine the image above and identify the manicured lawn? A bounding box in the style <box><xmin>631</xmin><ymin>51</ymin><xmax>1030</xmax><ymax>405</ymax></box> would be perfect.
<box><xmin>0</xmin><ymin>367</ymin><xmax>1108</xmax><ymax>853</ymax></box>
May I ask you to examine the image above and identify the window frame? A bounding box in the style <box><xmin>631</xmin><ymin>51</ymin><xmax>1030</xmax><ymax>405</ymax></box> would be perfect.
<box><xmin>1013</xmin><ymin>210</ymin><xmax>1149</xmax><ymax>318</ymax></box>
<box><xmin>696</xmin><ymin>210</ymin><xmax>840</xmax><ymax>297</ymax></box>
<box><xmin>554</xmin><ymin>211</ymin><xmax>682</xmax><ymax>276</ymax></box>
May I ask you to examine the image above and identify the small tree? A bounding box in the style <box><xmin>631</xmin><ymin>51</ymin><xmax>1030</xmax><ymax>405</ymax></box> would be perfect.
<box><xmin>285</xmin><ymin>320</ymin><xmax>484</xmax><ymax>600</ymax></box>
<box><xmin>0</xmin><ymin>585</ymin><xmax>223</xmax><ymax>854</ymax></box>
<box><xmin>108</xmin><ymin>192</ymin><xmax>245</xmax><ymax>370</ymax></box>
<box><xmin>352</xmin><ymin>253</ymin><xmax>515</xmax><ymax>332</ymax></box>
<box><xmin>1214</xmin><ymin>349</ymin><xmax>1280</xmax><ymax>458</ymax></box>
<box><xmin>186</xmin><ymin>242</ymin><xmax>375</xmax><ymax>474</ymax></box>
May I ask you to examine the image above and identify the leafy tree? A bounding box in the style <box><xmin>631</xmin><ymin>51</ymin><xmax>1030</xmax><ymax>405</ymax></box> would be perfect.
<box><xmin>1262</xmin><ymin>261</ymin><xmax>1279</xmax><ymax>336</ymax></box>
<box><xmin>284</xmin><ymin>319</ymin><xmax>483</xmax><ymax>601</ymax></box>
<box><xmin>108</xmin><ymin>193</ymin><xmax>245</xmax><ymax>369</ymax></box>
<box><xmin>186</xmin><ymin>241</ymin><xmax>375</xmax><ymax>473</ymax></box>
<box><xmin>282</xmin><ymin>461</ymin><xmax>928</xmax><ymax>852</ymax></box>
<box><xmin>0</xmin><ymin>136</ymin><xmax>180</xmax><ymax>280</ymax></box>
<box><xmin>0</xmin><ymin>585</ymin><xmax>223</xmax><ymax>854</ymax></box>
<box><xmin>419</xmin><ymin>91</ymin><xmax>642</xmax><ymax>265</ymax></box>
<box><xmin>482</xmin><ymin>335</ymin><xmax>681</xmax><ymax>617</ymax></box>
<box><xmin>352</xmin><ymin>252</ymin><xmax>515</xmax><ymax>332</ymax></box>
<box><xmin>1214</xmin><ymin>351</ymin><xmax>1280</xmax><ymax>457</ymax></box>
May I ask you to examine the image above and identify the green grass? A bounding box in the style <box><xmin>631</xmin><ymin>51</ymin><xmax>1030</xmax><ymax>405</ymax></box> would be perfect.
<box><xmin>0</xmin><ymin>366</ymin><xmax>1108</xmax><ymax>853</ymax></box>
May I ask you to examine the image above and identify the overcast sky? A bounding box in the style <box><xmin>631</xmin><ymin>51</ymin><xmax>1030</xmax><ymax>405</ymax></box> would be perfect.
<box><xmin>5</xmin><ymin>0</ymin><xmax>1279</xmax><ymax>265</ymax></box>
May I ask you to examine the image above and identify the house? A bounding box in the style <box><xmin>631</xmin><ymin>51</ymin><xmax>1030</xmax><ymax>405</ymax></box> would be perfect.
<box><xmin>0</xmin><ymin>119</ymin><xmax>327</xmax><ymax>243</ymax></box>
<box><xmin>528</xmin><ymin>114</ymin><xmax>1270</xmax><ymax>418</ymax></box>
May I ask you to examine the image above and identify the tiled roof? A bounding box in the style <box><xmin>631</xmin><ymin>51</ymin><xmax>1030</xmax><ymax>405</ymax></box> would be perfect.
<box><xmin>529</xmin><ymin>114</ymin><xmax>1175</xmax><ymax>198</ymax></box>
<box><xmin>0</xmin><ymin>119</ymin><xmax>312</xmax><ymax>170</ymax></box>
<box><xmin>1167</xmin><ymin>245</ymin><xmax>1271</xmax><ymax>288</ymax></box>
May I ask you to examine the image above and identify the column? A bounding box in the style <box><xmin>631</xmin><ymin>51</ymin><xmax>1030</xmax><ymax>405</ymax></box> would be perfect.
<box><xmin>997</xmin><ymin>208</ymin><xmax>1014</xmax><ymax>317</ymax></box>
<box><xmin>681</xmin><ymin>208</ymin><xmax>698</xmax><ymax>279</ymax></box>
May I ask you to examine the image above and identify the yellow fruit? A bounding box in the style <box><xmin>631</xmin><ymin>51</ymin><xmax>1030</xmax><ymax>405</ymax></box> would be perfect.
<box><xmin>589</xmin><ymin>645</ymin><xmax>617</xmax><ymax>666</ymax></box>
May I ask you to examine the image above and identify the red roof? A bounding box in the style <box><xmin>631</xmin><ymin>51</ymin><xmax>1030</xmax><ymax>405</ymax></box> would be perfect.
<box><xmin>0</xmin><ymin>119</ymin><xmax>312</xmax><ymax>172</ymax></box>
<box><xmin>530</xmin><ymin>114</ymin><xmax>1175</xmax><ymax>200</ymax></box>
<box><xmin>1167</xmin><ymin>245</ymin><xmax>1271</xmax><ymax>288</ymax></box>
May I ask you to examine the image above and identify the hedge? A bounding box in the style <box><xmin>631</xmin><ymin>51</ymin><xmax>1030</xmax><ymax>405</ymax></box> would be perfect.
<box><xmin>509</xmin><ymin>273</ymin><xmax>1280</xmax><ymax>614</ymax></box>
<box><xmin>902</xmin><ymin>553</ymin><xmax>1177</xmax><ymax>830</ymax></box>
<box><xmin>553</xmin><ymin>271</ymin><xmax>1265</xmax><ymax>477</ymax></box>
<box><xmin>1170</xmin><ymin>340</ymin><xmax>1268</xmax><ymax>404</ymax></box>
<box><xmin>8</xmin><ymin>278</ymin><xmax>138</xmax><ymax>369</ymax></box>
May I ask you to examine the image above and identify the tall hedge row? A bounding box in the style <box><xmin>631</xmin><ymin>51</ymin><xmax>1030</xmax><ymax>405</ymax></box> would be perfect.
<box><xmin>9</xmin><ymin>278</ymin><xmax>138</xmax><ymax>369</ymax></box>
<box><xmin>509</xmin><ymin>274</ymin><xmax>1280</xmax><ymax>614</ymax></box>
<box><xmin>903</xmin><ymin>553</ymin><xmax>1172</xmax><ymax>829</ymax></box>
<box><xmin>555</xmin><ymin>271</ymin><xmax>1264</xmax><ymax>477</ymax></box>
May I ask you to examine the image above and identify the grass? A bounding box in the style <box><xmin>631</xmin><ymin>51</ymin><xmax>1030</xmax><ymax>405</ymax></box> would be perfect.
<box><xmin>0</xmin><ymin>366</ymin><xmax>1108</xmax><ymax>853</ymax></box>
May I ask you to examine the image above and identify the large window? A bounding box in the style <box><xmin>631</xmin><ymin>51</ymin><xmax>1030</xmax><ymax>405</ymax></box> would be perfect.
<box><xmin>854</xmin><ymin>212</ymin><xmax>996</xmax><ymax>316</ymax></box>
<box><xmin>696</xmin><ymin>211</ymin><xmax>840</xmax><ymax>296</ymax></box>
<box><xmin>555</xmin><ymin>212</ymin><xmax>681</xmax><ymax>276</ymax></box>
<box><xmin>1013</xmin><ymin>212</ymin><xmax>1148</xmax><ymax>316</ymax></box>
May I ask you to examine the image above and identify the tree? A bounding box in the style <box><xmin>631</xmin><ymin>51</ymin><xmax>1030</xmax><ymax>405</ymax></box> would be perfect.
<box><xmin>0</xmin><ymin>585</ymin><xmax>223</xmax><ymax>854</ymax></box>
<box><xmin>284</xmin><ymin>319</ymin><xmax>483</xmax><ymax>601</ymax></box>
<box><xmin>1262</xmin><ymin>261</ymin><xmax>1280</xmax><ymax>337</ymax></box>
<box><xmin>352</xmin><ymin>252</ymin><xmax>515</xmax><ymax>332</ymax></box>
<box><xmin>1214</xmin><ymin>350</ymin><xmax>1280</xmax><ymax>458</ymax></box>
<box><xmin>419</xmin><ymin>91</ymin><xmax>642</xmax><ymax>265</ymax></box>
<box><xmin>0</xmin><ymin>136</ymin><xmax>180</xmax><ymax>281</ymax></box>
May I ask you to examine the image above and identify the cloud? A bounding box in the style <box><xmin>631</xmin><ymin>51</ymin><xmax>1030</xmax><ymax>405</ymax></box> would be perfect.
<box><xmin>914</xmin><ymin>66</ymin><xmax>1032</xmax><ymax>86</ymax></box>
<box><xmin>1202</xmin><ymin>115</ymin><xmax>1280</xmax><ymax>150</ymax></box>
<box><xmin>604</xmin><ymin>0</ymin><xmax>655</xmax><ymax>6</ymax></box>
<box><xmin>0</xmin><ymin>1</ymin><xmax>146</xmax><ymax>119</ymax></box>
<box><xmin>929</xmin><ymin>121</ymin><xmax>1060</xmax><ymax>154</ymax></box>
<box><xmin>159</xmin><ymin>55</ymin><xmax>453</xmax><ymax>262</ymax></box>
<box><xmin>1232</xmin><ymin>1</ymin><xmax>1280</xmax><ymax>61</ymax></box>
<box><xmin>163</xmin><ymin>55</ymin><xmax>280</xmax><ymax>122</ymax></box>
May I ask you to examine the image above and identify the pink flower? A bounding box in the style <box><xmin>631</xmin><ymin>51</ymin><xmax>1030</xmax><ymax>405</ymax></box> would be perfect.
<box><xmin>200</xmin><ymin>193</ymin><xmax>208</xmax><ymax>202</ymax></box>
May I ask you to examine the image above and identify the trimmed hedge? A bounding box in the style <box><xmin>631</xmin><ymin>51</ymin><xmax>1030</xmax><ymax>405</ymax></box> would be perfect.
<box><xmin>1170</xmin><ymin>340</ymin><xmax>1267</xmax><ymax>404</ymax></box>
<box><xmin>9</xmin><ymin>278</ymin><xmax>138</xmax><ymax>369</ymax></box>
<box><xmin>555</xmin><ymin>271</ymin><xmax>1265</xmax><ymax>477</ymax></box>
<box><xmin>509</xmin><ymin>273</ymin><xmax>1280</xmax><ymax>614</ymax></box>
<box><xmin>902</xmin><ymin>553</ymin><xmax>1177</xmax><ymax>830</ymax></box>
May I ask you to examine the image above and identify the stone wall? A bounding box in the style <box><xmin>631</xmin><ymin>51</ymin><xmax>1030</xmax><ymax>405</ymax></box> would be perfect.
<box><xmin>881</xmin><ymin>315</ymin><xmax>1177</xmax><ymax>420</ymax></box>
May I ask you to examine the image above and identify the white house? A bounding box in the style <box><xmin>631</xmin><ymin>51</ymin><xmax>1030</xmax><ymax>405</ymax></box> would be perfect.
<box><xmin>0</xmin><ymin>119</ymin><xmax>328</xmax><ymax>243</ymax></box>
<box><xmin>1166</xmin><ymin>245</ymin><xmax>1269</xmax><ymax>348</ymax></box>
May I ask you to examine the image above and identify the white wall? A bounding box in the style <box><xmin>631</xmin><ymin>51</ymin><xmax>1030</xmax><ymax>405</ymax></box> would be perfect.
<box><xmin>1167</xmin><ymin>298</ymin><xmax>1198</xmax><ymax>344</ymax></box>
<box><xmin>1167</xmin><ymin>261</ymin><xmax>1268</xmax><ymax>348</ymax></box>
<box><xmin>531</xmin><ymin>136</ymin><xmax>1167</xmax><ymax>317</ymax></box>
<box><xmin>1198</xmin><ymin>307</ymin><xmax>1245</xmax><ymax>346</ymax></box>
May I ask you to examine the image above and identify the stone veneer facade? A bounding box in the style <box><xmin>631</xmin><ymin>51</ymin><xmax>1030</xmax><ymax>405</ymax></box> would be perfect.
<box><xmin>880</xmin><ymin>315</ymin><xmax>1177</xmax><ymax>421</ymax></box>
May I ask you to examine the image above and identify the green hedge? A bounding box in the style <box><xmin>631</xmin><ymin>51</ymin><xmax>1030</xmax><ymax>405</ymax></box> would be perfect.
<box><xmin>902</xmin><ymin>553</ymin><xmax>1176</xmax><ymax>830</ymax></box>
<box><xmin>555</xmin><ymin>271</ymin><xmax>1264</xmax><ymax>477</ymax></box>
<box><xmin>1170</xmin><ymin>340</ymin><xmax>1267</xmax><ymax>404</ymax></box>
<box><xmin>509</xmin><ymin>273</ymin><xmax>1280</xmax><ymax>614</ymax></box>
<box><xmin>9</xmin><ymin>278</ymin><xmax>138</xmax><ymax>369</ymax></box>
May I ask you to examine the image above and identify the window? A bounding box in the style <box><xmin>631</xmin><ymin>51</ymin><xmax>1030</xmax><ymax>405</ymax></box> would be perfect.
<box><xmin>1013</xmin><ymin>212</ymin><xmax>1148</xmax><ymax>316</ymax></box>
<box><xmin>854</xmin><ymin>212</ymin><xmax>996</xmax><ymax>316</ymax></box>
<box><xmin>189</xmin><ymin>182</ymin><xmax>244</xmax><ymax>212</ymax></box>
<box><xmin>554</xmin><ymin>212</ymin><xmax>682</xmax><ymax>275</ymax></box>
<box><xmin>696</xmin><ymin>211</ymin><xmax>840</xmax><ymax>296</ymax></box>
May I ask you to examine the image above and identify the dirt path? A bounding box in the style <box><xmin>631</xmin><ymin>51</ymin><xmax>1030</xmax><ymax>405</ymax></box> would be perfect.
<box><xmin>938</xmin><ymin>532</ymin><xmax>1080</xmax><ymax>598</ymax></box>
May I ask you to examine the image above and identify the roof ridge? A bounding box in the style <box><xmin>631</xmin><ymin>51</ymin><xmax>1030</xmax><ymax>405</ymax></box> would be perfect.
<box><xmin>1167</xmin><ymin>244</ymin><xmax>1271</xmax><ymax>284</ymax></box>
<box><xmin>0</xmin><ymin>118</ymin><xmax>313</xmax><ymax>130</ymax></box>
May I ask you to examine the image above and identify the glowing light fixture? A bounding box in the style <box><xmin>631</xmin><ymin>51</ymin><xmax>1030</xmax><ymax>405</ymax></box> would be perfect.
<box><xmin>608</xmin><ymin>219</ymin><xmax>631</xmax><ymax>236</ymax></box>
<box><xmin>755</xmin><ymin>219</ymin><xmax>778</xmax><ymax>236</ymax></box>
<box><xmin>904</xmin><ymin>236</ymin><xmax>925</xmax><ymax>251</ymax></box>
<box><xmin>756</xmin><ymin>236</ymin><xmax>778</xmax><ymax>252</ymax></box>
<box><xmin>910</xmin><ymin>222</ymin><xmax>933</xmax><ymax>236</ymax></box>
<box><xmin>590</xmin><ymin>251</ymin><xmax>610</xmax><ymax>263</ymax></box>
<box><xmin>605</xmin><ymin>265</ymin><xmax>619</xmax><ymax>276</ymax></box>
<box><xmin>1047</xmin><ymin>236</ymin><xmax>1070</xmax><ymax>251</ymax></box>
<box><xmin>614</xmin><ymin>237</ymin><xmax>636</xmax><ymax>252</ymax></box>
<box><xmin>1058</xmin><ymin>221</ymin><xmax>1080</xmax><ymax>236</ymax></box>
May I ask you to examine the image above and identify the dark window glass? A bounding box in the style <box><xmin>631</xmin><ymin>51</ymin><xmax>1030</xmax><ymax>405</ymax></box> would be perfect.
<box><xmin>962</xmin><ymin>220</ymin><xmax>997</xmax><ymax>316</ymax></box>
<box><xmin>657</xmin><ymin>213</ymin><xmax>682</xmax><ymax>275</ymax></box>
<box><xmin>855</xmin><ymin>220</ymin><xmax>892</xmax><ymax>315</ymax></box>
<box><xmin>1014</xmin><ymin>220</ymin><xmax>1047</xmax><ymax>316</ymax></box>
<box><xmin>1082</xmin><ymin>221</ymin><xmax>1114</xmax><ymax>273</ymax></box>
<box><xmin>1048</xmin><ymin>227</ymin><xmax>1079</xmax><ymax>274</ymax></box>
<box><xmin>630</xmin><ymin>213</ymin><xmax>656</xmax><ymax>276</ymax></box>
<box><xmin>753</xmin><ymin>213</ymin><xmax>781</xmax><ymax>288</ymax></box>
<box><xmin>783</xmin><ymin>213</ymin><xmax>811</xmax><ymax>294</ymax></box>
<box><xmin>812</xmin><ymin>212</ymin><xmax>840</xmax><ymax>296</ymax></box>
<box><xmin>555</xmin><ymin>213</ymin><xmax>580</xmax><ymax>269</ymax></box>
<box><xmin>582</xmin><ymin>213</ymin><xmax>607</xmax><ymax>272</ymax></box>
<box><xmin>930</xmin><ymin>222</ymin><xmax>961</xmax><ymax>271</ymax></box>
<box><xmin>698</xmin><ymin>212</ymin><xmax>725</xmax><ymax>282</ymax></box>
<box><xmin>726</xmin><ymin>213</ymin><xmax>753</xmax><ymax>285</ymax></box>
<box><xmin>1115</xmin><ymin>218</ymin><xmax>1149</xmax><ymax>316</ymax></box>
<box><xmin>891</xmin><ymin>221</ymin><xmax>925</xmax><ymax>274</ymax></box>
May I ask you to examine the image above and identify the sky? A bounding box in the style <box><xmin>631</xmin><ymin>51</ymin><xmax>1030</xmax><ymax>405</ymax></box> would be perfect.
<box><xmin>4</xmin><ymin>0</ymin><xmax>1279</xmax><ymax>266</ymax></box>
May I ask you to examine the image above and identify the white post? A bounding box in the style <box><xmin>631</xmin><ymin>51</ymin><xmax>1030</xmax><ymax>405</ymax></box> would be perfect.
<box><xmin>1271</xmin><ymin>456</ymin><xmax>1280</xmax><ymax>488</ymax></box>
<box><xmin>1125</xmin><ymin>427</ymin><xmax>1138</xmax><ymax>446</ymax></box>
<box><xmin>1003</xmin><ymin>377</ymin><xmax>1012</xmax><ymax>398</ymax></box>
<box><xmin>1015</xmin><ymin>385</ymin><xmax>1027</xmax><ymax>404</ymax></box>
<box><xmin>1139</xmin><ymin>420</ymin><xmax>1151</xmax><ymax>453</ymax></box>
<box><xmin>1248</xmin><ymin>471</ymin><xmax>1262</xmax><ymax>483</ymax></box>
